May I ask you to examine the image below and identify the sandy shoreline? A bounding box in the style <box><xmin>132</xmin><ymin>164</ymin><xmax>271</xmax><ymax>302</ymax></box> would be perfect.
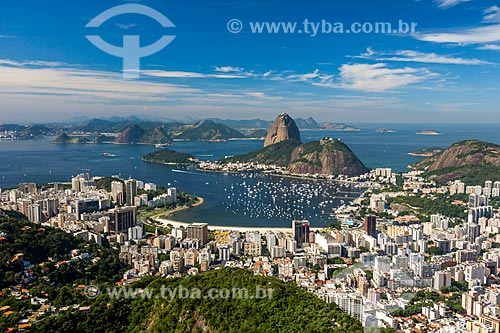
<box><xmin>156</xmin><ymin>217</ymin><xmax>295</xmax><ymax>233</ymax></box>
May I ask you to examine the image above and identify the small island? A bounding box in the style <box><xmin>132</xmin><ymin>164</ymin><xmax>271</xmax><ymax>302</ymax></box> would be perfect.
<box><xmin>53</xmin><ymin>133</ymin><xmax>91</xmax><ymax>144</ymax></box>
<box><xmin>142</xmin><ymin>149</ymin><xmax>198</xmax><ymax>165</ymax></box>
<box><xmin>408</xmin><ymin>147</ymin><xmax>444</xmax><ymax>157</ymax></box>
<box><xmin>375</xmin><ymin>128</ymin><xmax>396</xmax><ymax>133</ymax></box>
<box><xmin>416</xmin><ymin>130</ymin><xmax>442</xmax><ymax>136</ymax></box>
<box><xmin>320</xmin><ymin>123</ymin><xmax>360</xmax><ymax>131</ymax></box>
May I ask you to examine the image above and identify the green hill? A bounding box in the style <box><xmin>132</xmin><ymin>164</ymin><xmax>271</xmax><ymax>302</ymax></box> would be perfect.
<box><xmin>225</xmin><ymin>139</ymin><xmax>302</xmax><ymax>166</ymax></box>
<box><xmin>288</xmin><ymin>138</ymin><xmax>369</xmax><ymax>176</ymax></box>
<box><xmin>0</xmin><ymin>211</ymin><xmax>127</xmax><ymax>332</ymax></box>
<box><xmin>53</xmin><ymin>133</ymin><xmax>90</xmax><ymax>144</ymax></box>
<box><xmin>33</xmin><ymin>268</ymin><xmax>364</xmax><ymax>333</ymax></box>
<box><xmin>143</xmin><ymin>149</ymin><xmax>197</xmax><ymax>164</ymax></box>
<box><xmin>225</xmin><ymin>138</ymin><xmax>369</xmax><ymax>177</ymax></box>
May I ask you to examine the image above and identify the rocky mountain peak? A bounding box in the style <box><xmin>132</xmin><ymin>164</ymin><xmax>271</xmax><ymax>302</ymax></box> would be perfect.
<box><xmin>263</xmin><ymin>113</ymin><xmax>302</xmax><ymax>148</ymax></box>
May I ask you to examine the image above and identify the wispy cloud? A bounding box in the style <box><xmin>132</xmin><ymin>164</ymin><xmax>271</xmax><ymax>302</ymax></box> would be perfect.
<box><xmin>0</xmin><ymin>59</ymin><xmax>67</xmax><ymax>67</ymax></box>
<box><xmin>483</xmin><ymin>6</ymin><xmax>500</xmax><ymax>23</ymax></box>
<box><xmin>415</xmin><ymin>24</ymin><xmax>500</xmax><ymax>44</ymax></box>
<box><xmin>435</xmin><ymin>0</ymin><xmax>471</xmax><ymax>9</ymax></box>
<box><xmin>425</xmin><ymin>102</ymin><xmax>486</xmax><ymax>113</ymax></box>
<box><xmin>316</xmin><ymin>63</ymin><xmax>435</xmax><ymax>92</ymax></box>
<box><xmin>355</xmin><ymin>48</ymin><xmax>492</xmax><ymax>65</ymax></box>
<box><xmin>0</xmin><ymin>35</ymin><xmax>15</xmax><ymax>39</ymax></box>
<box><xmin>478</xmin><ymin>44</ymin><xmax>500</xmax><ymax>51</ymax></box>
<box><xmin>142</xmin><ymin>69</ymin><xmax>253</xmax><ymax>79</ymax></box>
<box><xmin>0</xmin><ymin>60</ymin><xmax>199</xmax><ymax>103</ymax></box>
<box><xmin>214</xmin><ymin>66</ymin><xmax>243</xmax><ymax>73</ymax></box>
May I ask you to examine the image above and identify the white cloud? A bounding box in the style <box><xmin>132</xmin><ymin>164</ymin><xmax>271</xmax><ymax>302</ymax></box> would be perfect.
<box><xmin>0</xmin><ymin>60</ymin><xmax>199</xmax><ymax>104</ymax></box>
<box><xmin>317</xmin><ymin>63</ymin><xmax>435</xmax><ymax>92</ymax></box>
<box><xmin>356</xmin><ymin>48</ymin><xmax>492</xmax><ymax>65</ymax></box>
<box><xmin>214</xmin><ymin>66</ymin><xmax>243</xmax><ymax>73</ymax></box>
<box><xmin>478</xmin><ymin>44</ymin><xmax>500</xmax><ymax>51</ymax></box>
<box><xmin>0</xmin><ymin>59</ymin><xmax>67</xmax><ymax>67</ymax></box>
<box><xmin>278</xmin><ymin>69</ymin><xmax>333</xmax><ymax>83</ymax></box>
<box><xmin>435</xmin><ymin>0</ymin><xmax>471</xmax><ymax>9</ymax></box>
<box><xmin>142</xmin><ymin>70</ymin><xmax>251</xmax><ymax>79</ymax></box>
<box><xmin>484</xmin><ymin>6</ymin><xmax>500</xmax><ymax>22</ymax></box>
<box><xmin>416</xmin><ymin>24</ymin><xmax>500</xmax><ymax>44</ymax></box>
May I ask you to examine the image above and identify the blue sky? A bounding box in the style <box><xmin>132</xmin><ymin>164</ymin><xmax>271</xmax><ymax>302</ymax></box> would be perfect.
<box><xmin>1</xmin><ymin>0</ymin><xmax>500</xmax><ymax>123</ymax></box>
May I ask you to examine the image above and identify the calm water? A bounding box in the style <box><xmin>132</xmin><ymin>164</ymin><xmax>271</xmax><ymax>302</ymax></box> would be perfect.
<box><xmin>0</xmin><ymin>123</ymin><xmax>498</xmax><ymax>227</ymax></box>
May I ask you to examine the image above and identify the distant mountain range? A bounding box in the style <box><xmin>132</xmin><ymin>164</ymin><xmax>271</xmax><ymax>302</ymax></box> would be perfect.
<box><xmin>174</xmin><ymin>120</ymin><xmax>245</xmax><ymax>141</ymax></box>
<box><xmin>1</xmin><ymin>115</ymin><xmax>360</xmax><ymax>143</ymax></box>
<box><xmin>206</xmin><ymin>117</ymin><xmax>359</xmax><ymax>131</ymax></box>
<box><xmin>53</xmin><ymin>120</ymin><xmax>248</xmax><ymax>144</ymax></box>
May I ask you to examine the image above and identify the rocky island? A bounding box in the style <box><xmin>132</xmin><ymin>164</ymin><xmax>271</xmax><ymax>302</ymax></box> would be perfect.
<box><xmin>376</xmin><ymin>128</ymin><xmax>396</xmax><ymax>133</ymax></box>
<box><xmin>416</xmin><ymin>130</ymin><xmax>442</xmax><ymax>136</ymax></box>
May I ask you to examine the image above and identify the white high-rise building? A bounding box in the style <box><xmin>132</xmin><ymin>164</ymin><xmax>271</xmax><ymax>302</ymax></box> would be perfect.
<box><xmin>433</xmin><ymin>271</ymin><xmax>451</xmax><ymax>290</ymax></box>
<box><xmin>111</xmin><ymin>181</ymin><xmax>124</xmax><ymax>205</ymax></box>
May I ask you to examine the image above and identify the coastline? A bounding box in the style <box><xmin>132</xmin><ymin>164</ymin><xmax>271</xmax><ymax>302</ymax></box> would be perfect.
<box><xmin>156</xmin><ymin>217</ymin><xmax>324</xmax><ymax>234</ymax></box>
<box><xmin>143</xmin><ymin>196</ymin><xmax>205</xmax><ymax>222</ymax></box>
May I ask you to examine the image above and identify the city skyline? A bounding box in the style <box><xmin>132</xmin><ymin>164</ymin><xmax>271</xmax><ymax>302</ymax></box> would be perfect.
<box><xmin>1</xmin><ymin>0</ymin><xmax>500</xmax><ymax>123</ymax></box>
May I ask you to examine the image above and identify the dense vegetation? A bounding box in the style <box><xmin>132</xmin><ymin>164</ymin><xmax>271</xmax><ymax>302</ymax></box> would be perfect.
<box><xmin>142</xmin><ymin>149</ymin><xmax>197</xmax><ymax>165</ymax></box>
<box><xmin>409</xmin><ymin>147</ymin><xmax>443</xmax><ymax>156</ymax></box>
<box><xmin>0</xmin><ymin>211</ymin><xmax>127</xmax><ymax>289</ymax></box>
<box><xmin>390</xmin><ymin>290</ymin><xmax>463</xmax><ymax>317</ymax></box>
<box><xmin>426</xmin><ymin>165</ymin><xmax>500</xmax><ymax>186</ymax></box>
<box><xmin>0</xmin><ymin>211</ymin><xmax>128</xmax><ymax>332</ymax></box>
<box><xmin>95</xmin><ymin>176</ymin><xmax>124</xmax><ymax>192</ymax></box>
<box><xmin>33</xmin><ymin>268</ymin><xmax>364</xmax><ymax>333</ymax></box>
<box><xmin>388</xmin><ymin>194</ymin><xmax>468</xmax><ymax>221</ymax></box>
<box><xmin>52</xmin><ymin>133</ymin><xmax>90</xmax><ymax>144</ymax></box>
<box><xmin>224</xmin><ymin>139</ymin><xmax>302</xmax><ymax>166</ymax></box>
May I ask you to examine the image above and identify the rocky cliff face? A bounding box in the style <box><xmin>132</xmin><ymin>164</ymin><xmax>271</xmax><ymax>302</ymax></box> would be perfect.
<box><xmin>427</xmin><ymin>140</ymin><xmax>500</xmax><ymax>171</ymax></box>
<box><xmin>263</xmin><ymin>113</ymin><xmax>301</xmax><ymax>148</ymax></box>
<box><xmin>412</xmin><ymin>140</ymin><xmax>500</xmax><ymax>184</ymax></box>
<box><xmin>287</xmin><ymin>138</ymin><xmax>369</xmax><ymax>176</ymax></box>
